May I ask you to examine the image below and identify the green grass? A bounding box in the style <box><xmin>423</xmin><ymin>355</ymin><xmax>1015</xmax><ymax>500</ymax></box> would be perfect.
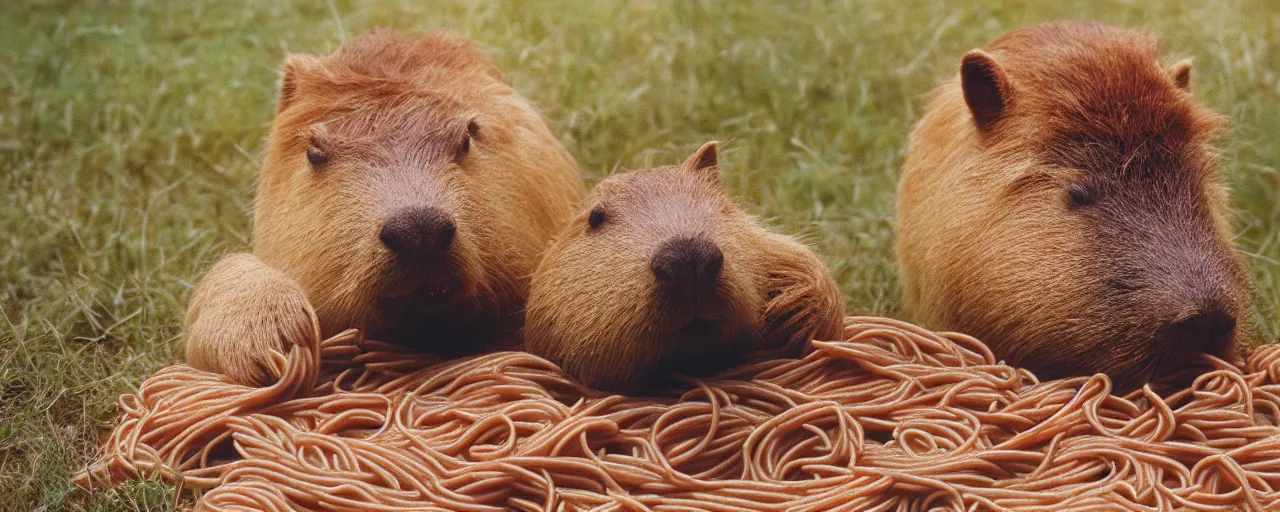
<box><xmin>1</xmin><ymin>0</ymin><xmax>1277</xmax><ymax>509</ymax></box>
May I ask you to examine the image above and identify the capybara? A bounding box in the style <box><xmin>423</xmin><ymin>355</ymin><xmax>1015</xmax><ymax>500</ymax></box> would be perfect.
<box><xmin>897</xmin><ymin>20</ymin><xmax>1253</xmax><ymax>391</ymax></box>
<box><xmin>185</xmin><ymin>30</ymin><xmax>585</xmax><ymax>385</ymax></box>
<box><xmin>524</xmin><ymin>142</ymin><xmax>845</xmax><ymax>393</ymax></box>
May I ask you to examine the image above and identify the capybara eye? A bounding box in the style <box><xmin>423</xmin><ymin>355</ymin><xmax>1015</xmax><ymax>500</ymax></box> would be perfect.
<box><xmin>588</xmin><ymin>205</ymin><xmax>606</xmax><ymax>229</ymax></box>
<box><xmin>1067</xmin><ymin>184</ymin><xmax>1096</xmax><ymax>206</ymax></box>
<box><xmin>455</xmin><ymin>120</ymin><xmax>480</xmax><ymax>163</ymax></box>
<box><xmin>456</xmin><ymin>136</ymin><xmax>470</xmax><ymax>162</ymax></box>
<box><xmin>306</xmin><ymin>146</ymin><xmax>330</xmax><ymax>167</ymax></box>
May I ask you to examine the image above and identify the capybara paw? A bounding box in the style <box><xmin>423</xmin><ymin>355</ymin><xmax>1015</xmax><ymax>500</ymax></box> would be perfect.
<box><xmin>760</xmin><ymin>238</ymin><xmax>846</xmax><ymax>353</ymax></box>
<box><xmin>183</xmin><ymin>254</ymin><xmax>315</xmax><ymax>386</ymax></box>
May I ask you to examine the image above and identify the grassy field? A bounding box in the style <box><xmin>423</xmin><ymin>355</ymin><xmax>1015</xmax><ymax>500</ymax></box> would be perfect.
<box><xmin>1</xmin><ymin>0</ymin><xmax>1278</xmax><ymax>509</ymax></box>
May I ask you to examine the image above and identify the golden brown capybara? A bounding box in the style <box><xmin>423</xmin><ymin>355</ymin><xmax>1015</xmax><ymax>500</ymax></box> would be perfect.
<box><xmin>897</xmin><ymin>20</ymin><xmax>1254</xmax><ymax>392</ymax></box>
<box><xmin>524</xmin><ymin>142</ymin><xmax>845</xmax><ymax>393</ymax></box>
<box><xmin>184</xmin><ymin>30</ymin><xmax>585</xmax><ymax>385</ymax></box>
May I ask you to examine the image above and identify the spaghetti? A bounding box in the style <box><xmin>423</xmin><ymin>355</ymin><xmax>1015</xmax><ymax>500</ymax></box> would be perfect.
<box><xmin>75</xmin><ymin>314</ymin><xmax>1280</xmax><ymax>511</ymax></box>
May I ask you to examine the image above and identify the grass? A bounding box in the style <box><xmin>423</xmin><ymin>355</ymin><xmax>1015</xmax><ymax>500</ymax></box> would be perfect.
<box><xmin>1</xmin><ymin>0</ymin><xmax>1277</xmax><ymax>509</ymax></box>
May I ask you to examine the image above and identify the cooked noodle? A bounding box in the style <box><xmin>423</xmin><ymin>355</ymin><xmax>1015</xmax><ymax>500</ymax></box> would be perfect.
<box><xmin>74</xmin><ymin>312</ymin><xmax>1280</xmax><ymax>511</ymax></box>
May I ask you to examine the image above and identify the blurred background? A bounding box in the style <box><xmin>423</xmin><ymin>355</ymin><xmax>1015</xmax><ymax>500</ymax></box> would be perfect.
<box><xmin>2</xmin><ymin>0</ymin><xmax>1278</xmax><ymax>509</ymax></box>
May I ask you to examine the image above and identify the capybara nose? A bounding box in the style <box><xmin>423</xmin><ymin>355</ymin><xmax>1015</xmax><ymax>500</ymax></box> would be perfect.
<box><xmin>1169</xmin><ymin>305</ymin><xmax>1236</xmax><ymax>352</ymax></box>
<box><xmin>379</xmin><ymin>206</ymin><xmax>456</xmax><ymax>259</ymax></box>
<box><xmin>651</xmin><ymin>235</ymin><xmax>724</xmax><ymax>294</ymax></box>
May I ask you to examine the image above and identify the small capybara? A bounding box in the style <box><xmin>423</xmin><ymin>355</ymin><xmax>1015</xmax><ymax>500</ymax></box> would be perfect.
<box><xmin>897</xmin><ymin>20</ymin><xmax>1254</xmax><ymax>391</ymax></box>
<box><xmin>185</xmin><ymin>30</ymin><xmax>585</xmax><ymax>385</ymax></box>
<box><xmin>524</xmin><ymin>142</ymin><xmax>845</xmax><ymax>393</ymax></box>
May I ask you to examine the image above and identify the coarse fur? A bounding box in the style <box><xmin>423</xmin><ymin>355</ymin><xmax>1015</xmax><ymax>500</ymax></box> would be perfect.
<box><xmin>897</xmin><ymin>20</ymin><xmax>1254</xmax><ymax>392</ymax></box>
<box><xmin>185</xmin><ymin>30</ymin><xmax>585</xmax><ymax>385</ymax></box>
<box><xmin>525</xmin><ymin>142</ymin><xmax>845</xmax><ymax>393</ymax></box>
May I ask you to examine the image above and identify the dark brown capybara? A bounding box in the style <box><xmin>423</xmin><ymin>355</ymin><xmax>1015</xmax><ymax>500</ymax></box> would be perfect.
<box><xmin>524</xmin><ymin>142</ymin><xmax>846</xmax><ymax>394</ymax></box>
<box><xmin>184</xmin><ymin>30</ymin><xmax>586</xmax><ymax>386</ymax></box>
<box><xmin>897</xmin><ymin>20</ymin><xmax>1254</xmax><ymax>392</ymax></box>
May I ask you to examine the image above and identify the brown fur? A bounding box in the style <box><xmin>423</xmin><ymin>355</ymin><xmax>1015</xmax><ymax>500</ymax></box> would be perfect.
<box><xmin>897</xmin><ymin>21</ymin><xmax>1253</xmax><ymax>392</ymax></box>
<box><xmin>525</xmin><ymin>142</ymin><xmax>845</xmax><ymax>393</ymax></box>
<box><xmin>185</xmin><ymin>30</ymin><xmax>585</xmax><ymax>385</ymax></box>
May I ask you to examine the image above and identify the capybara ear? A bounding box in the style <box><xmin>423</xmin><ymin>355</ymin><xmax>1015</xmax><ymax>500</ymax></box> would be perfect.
<box><xmin>681</xmin><ymin>141</ymin><xmax>721</xmax><ymax>178</ymax></box>
<box><xmin>960</xmin><ymin>49</ymin><xmax>1011</xmax><ymax>131</ymax></box>
<box><xmin>1168</xmin><ymin>58</ymin><xmax>1192</xmax><ymax>91</ymax></box>
<box><xmin>278</xmin><ymin>54</ymin><xmax>321</xmax><ymax>114</ymax></box>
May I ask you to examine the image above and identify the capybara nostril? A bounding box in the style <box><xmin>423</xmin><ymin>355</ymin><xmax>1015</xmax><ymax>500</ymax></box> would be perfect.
<box><xmin>1169</xmin><ymin>306</ymin><xmax>1236</xmax><ymax>352</ymax></box>
<box><xmin>651</xmin><ymin>235</ymin><xmax>724</xmax><ymax>294</ymax></box>
<box><xmin>379</xmin><ymin>206</ymin><xmax>456</xmax><ymax>258</ymax></box>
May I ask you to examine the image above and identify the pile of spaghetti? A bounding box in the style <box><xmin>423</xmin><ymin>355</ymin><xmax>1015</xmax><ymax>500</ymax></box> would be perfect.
<box><xmin>76</xmin><ymin>315</ymin><xmax>1280</xmax><ymax>511</ymax></box>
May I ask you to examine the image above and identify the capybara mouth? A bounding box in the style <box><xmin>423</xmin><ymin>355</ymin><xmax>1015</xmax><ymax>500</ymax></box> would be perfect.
<box><xmin>659</xmin><ymin>290</ymin><xmax>729</xmax><ymax>323</ymax></box>
<box><xmin>1099</xmin><ymin>325</ymin><xmax>1236</xmax><ymax>393</ymax></box>
<box><xmin>678</xmin><ymin>318</ymin><xmax>722</xmax><ymax>337</ymax></box>
<box><xmin>378</xmin><ymin>283</ymin><xmax>458</xmax><ymax>305</ymax></box>
<box><xmin>377</xmin><ymin>257</ymin><xmax>469</xmax><ymax>302</ymax></box>
<box><xmin>1109</xmin><ymin>350</ymin><xmax>1205</xmax><ymax>394</ymax></box>
<box><xmin>662</xmin><ymin>305</ymin><xmax>726</xmax><ymax>334</ymax></box>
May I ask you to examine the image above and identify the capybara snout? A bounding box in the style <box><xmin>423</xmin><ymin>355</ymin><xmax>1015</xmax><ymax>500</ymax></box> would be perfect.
<box><xmin>1154</xmin><ymin>234</ymin><xmax>1241</xmax><ymax>317</ymax></box>
<box><xmin>651</xmin><ymin>235</ymin><xmax>726</xmax><ymax>305</ymax></box>
<box><xmin>897</xmin><ymin>20</ymin><xmax>1254</xmax><ymax>391</ymax></box>
<box><xmin>1168</xmin><ymin>304</ymin><xmax>1237</xmax><ymax>353</ymax></box>
<box><xmin>377</xmin><ymin>205</ymin><xmax>464</xmax><ymax>302</ymax></box>
<box><xmin>1137</xmin><ymin>244</ymin><xmax>1244</xmax><ymax>357</ymax></box>
<box><xmin>380</xmin><ymin>206</ymin><xmax>458</xmax><ymax>260</ymax></box>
